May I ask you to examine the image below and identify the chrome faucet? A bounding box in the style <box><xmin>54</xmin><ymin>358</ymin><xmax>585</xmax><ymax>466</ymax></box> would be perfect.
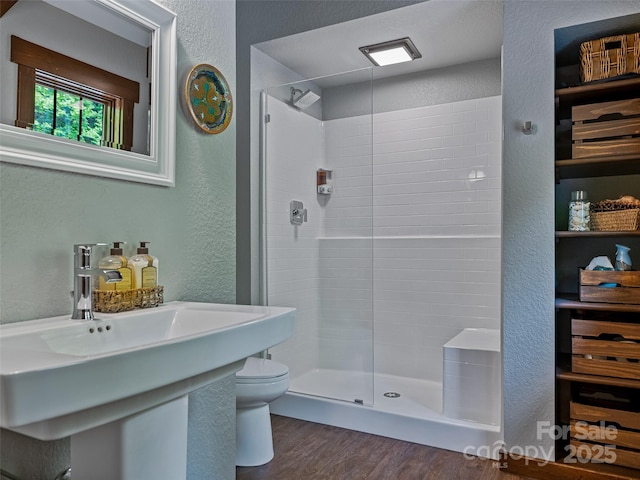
<box><xmin>72</xmin><ymin>244</ymin><xmax>122</xmax><ymax>320</ymax></box>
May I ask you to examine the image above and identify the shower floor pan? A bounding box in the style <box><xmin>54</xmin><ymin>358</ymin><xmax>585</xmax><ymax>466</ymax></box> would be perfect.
<box><xmin>270</xmin><ymin>369</ymin><xmax>502</xmax><ymax>459</ymax></box>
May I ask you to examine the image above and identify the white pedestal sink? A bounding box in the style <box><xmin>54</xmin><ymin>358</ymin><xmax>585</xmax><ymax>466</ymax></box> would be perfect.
<box><xmin>0</xmin><ymin>302</ymin><xmax>295</xmax><ymax>479</ymax></box>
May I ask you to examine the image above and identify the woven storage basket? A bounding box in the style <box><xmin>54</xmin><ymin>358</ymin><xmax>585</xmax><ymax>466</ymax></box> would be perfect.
<box><xmin>93</xmin><ymin>286</ymin><xmax>164</xmax><ymax>313</ymax></box>
<box><xmin>580</xmin><ymin>32</ymin><xmax>640</xmax><ymax>82</ymax></box>
<box><xmin>591</xmin><ymin>208</ymin><xmax>640</xmax><ymax>231</ymax></box>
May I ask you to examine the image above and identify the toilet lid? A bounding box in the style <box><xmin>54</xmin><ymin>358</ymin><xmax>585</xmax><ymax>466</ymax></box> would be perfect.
<box><xmin>236</xmin><ymin>357</ymin><xmax>288</xmax><ymax>379</ymax></box>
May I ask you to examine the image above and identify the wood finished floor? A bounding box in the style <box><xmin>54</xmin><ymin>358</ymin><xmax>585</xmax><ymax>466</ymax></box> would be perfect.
<box><xmin>236</xmin><ymin>415</ymin><xmax>537</xmax><ymax>480</ymax></box>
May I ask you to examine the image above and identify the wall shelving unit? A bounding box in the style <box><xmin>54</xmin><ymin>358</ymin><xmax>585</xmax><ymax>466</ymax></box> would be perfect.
<box><xmin>553</xmin><ymin>64</ymin><xmax>640</xmax><ymax>476</ymax></box>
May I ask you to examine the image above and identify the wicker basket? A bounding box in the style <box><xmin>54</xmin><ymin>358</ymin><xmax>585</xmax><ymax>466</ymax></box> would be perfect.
<box><xmin>134</xmin><ymin>286</ymin><xmax>164</xmax><ymax>309</ymax></box>
<box><xmin>590</xmin><ymin>208</ymin><xmax>640</xmax><ymax>231</ymax></box>
<box><xmin>579</xmin><ymin>32</ymin><xmax>640</xmax><ymax>82</ymax></box>
<box><xmin>93</xmin><ymin>286</ymin><xmax>164</xmax><ymax>313</ymax></box>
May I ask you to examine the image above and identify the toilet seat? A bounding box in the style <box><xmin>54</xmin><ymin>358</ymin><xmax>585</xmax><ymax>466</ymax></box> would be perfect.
<box><xmin>236</xmin><ymin>357</ymin><xmax>288</xmax><ymax>384</ymax></box>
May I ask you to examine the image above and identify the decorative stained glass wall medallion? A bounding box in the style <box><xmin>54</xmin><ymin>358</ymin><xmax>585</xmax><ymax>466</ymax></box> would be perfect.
<box><xmin>185</xmin><ymin>63</ymin><xmax>233</xmax><ymax>134</ymax></box>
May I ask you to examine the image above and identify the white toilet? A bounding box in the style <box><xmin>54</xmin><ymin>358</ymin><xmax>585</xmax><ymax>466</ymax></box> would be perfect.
<box><xmin>235</xmin><ymin>356</ymin><xmax>289</xmax><ymax>467</ymax></box>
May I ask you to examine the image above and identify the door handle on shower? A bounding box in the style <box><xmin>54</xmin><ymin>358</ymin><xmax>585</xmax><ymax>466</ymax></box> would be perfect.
<box><xmin>290</xmin><ymin>200</ymin><xmax>307</xmax><ymax>225</ymax></box>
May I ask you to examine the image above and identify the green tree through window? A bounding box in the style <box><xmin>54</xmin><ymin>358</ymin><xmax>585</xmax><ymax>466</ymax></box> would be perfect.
<box><xmin>33</xmin><ymin>84</ymin><xmax>104</xmax><ymax>146</ymax></box>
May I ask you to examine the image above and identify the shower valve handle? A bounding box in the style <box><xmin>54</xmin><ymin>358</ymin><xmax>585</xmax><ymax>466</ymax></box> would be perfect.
<box><xmin>290</xmin><ymin>201</ymin><xmax>307</xmax><ymax>225</ymax></box>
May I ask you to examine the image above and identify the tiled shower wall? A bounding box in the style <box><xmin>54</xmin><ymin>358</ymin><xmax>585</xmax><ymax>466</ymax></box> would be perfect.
<box><xmin>270</xmin><ymin>95</ymin><xmax>502</xmax><ymax>385</ymax></box>
<box><xmin>322</xmin><ymin>96</ymin><xmax>502</xmax><ymax>383</ymax></box>
<box><xmin>323</xmin><ymin>97</ymin><xmax>502</xmax><ymax>238</ymax></box>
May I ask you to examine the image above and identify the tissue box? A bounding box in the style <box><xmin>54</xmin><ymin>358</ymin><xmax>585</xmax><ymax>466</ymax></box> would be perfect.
<box><xmin>579</xmin><ymin>269</ymin><xmax>640</xmax><ymax>304</ymax></box>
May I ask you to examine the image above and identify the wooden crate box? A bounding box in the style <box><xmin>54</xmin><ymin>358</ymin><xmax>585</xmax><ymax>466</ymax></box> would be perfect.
<box><xmin>572</xmin><ymin>98</ymin><xmax>640</xmax><ymax>160</ymax></box>
<box><xmin>570</xmin><ymin>401</ymin><xmax>640</xmax><ymax>470</ymax></box>
<box><xmin>572</xmin><ymin>318</ymin><xmax>640</xmax><ymax>380</ymax></box>
<box><xmin>579</xmin><ymin>269</ymin><xmax>640</xmax><ymax>304</ymax></box>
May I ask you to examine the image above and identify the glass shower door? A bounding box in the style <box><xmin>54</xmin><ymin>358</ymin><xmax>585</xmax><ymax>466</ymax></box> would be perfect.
<box><xmin>262</xmin><ymin>69</ymin><xmax>374</xmax><ymax>406</ymax></box>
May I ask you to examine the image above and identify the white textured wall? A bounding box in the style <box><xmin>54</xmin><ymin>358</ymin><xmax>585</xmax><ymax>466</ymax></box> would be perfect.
<box><xmin>502</xmin><ymin>0</ymin><xmax>640</xmax><ymax>461</ymax></box>
<box><xmin>0</xmin><ymin>1</ymin><xmax>237</xmax><ymax>479</ymax></box>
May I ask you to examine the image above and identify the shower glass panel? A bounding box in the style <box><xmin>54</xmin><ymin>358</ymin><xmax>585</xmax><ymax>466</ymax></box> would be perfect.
<box><xmin>264</xmin><ymin>68</ymin><xmax>374</xmax><ymax>406</ymax></box>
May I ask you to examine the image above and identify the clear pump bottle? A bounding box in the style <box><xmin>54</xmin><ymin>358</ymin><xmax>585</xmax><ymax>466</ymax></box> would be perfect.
<box><xmin>129</xmin><ymin>241</ymin><xmax>158</xmax><ymax>289</ymax></box>
<box><xmin>98</xmin><ymin>242</ymin><xmax>132</xmax><ymax>291</ymax></box>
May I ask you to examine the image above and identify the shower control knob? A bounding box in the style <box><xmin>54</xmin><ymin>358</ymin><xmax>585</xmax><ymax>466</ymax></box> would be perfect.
<box><xmin>290</xmin><ymin>200</ymin><xmax>307</xmax><ymax>225</ymax></box>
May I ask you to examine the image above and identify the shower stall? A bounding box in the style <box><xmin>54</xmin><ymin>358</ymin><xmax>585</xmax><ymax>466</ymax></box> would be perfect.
<box><xmin>257</xmin><ymin>71</ymin><xmax>503</xmax><ymax>455</ymax></box>
<box><xmin>251</xmin><ymin>0</ymin><xmax>503</xmax><ymax>457</ymax></box>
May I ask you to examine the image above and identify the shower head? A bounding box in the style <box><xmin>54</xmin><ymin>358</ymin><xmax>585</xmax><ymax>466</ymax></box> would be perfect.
<box><xmin>290</xmin><ymin>87</ymin><xmax>321</xmax><ymax>110</ymax></box>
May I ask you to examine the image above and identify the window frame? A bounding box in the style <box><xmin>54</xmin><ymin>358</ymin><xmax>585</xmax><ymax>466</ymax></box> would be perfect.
<box><xmin>33</xmin><ymin>74</ymin><xmax>107</xmax><ymax>146</ymax></box>
<box><xmin>11</xmin><ymin>35</ymin><xmax>139</xmax><ymax>151</ymax></box>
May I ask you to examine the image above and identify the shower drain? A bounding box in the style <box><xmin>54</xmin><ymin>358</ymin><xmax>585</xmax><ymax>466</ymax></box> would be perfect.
<box><xmin>383</xmin><ymin>392</ymin><xmax>401</xmax><ymax>398</ymax></box>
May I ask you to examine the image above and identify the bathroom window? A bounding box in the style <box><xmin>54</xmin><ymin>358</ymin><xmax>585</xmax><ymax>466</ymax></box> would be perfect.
<box><xmin>11</xmin><ymin>35</ymin><xmax>139</xmax><ymax>151</ymax></box>
<box><xmin>33</xmin><ymin>74</ymin><xmax>106</xmax><ymax>146</ymax></box>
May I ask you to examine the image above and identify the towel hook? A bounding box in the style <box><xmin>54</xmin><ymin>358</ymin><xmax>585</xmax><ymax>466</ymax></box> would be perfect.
<box><xmin>522</xmin><ymin>121</ymin><xmax>536</xmax><ymax>135</ymax></box>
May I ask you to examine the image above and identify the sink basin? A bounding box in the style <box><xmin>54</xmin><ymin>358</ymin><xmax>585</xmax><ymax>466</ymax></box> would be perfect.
<box><xmin>0</xmin><ymin>301</ymin><xmax>295</xmax><ymax>440</ymax></box>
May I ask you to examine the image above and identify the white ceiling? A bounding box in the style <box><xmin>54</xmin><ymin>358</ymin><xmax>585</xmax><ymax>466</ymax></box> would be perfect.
<box><xmin>254</xmin><ymin>0</ymin><xmax>504</xmax><ymax>88</ymax></box>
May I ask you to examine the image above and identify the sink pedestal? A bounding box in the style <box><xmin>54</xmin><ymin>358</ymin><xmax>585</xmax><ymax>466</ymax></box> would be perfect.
<box><xmin>70</xmin><ymin>396</ymin><xmax>189</xmax><ymax>480</ymax></box>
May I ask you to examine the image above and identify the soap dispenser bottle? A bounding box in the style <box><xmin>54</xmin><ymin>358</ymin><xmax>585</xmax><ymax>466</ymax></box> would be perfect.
<box><xmin>98</xmin><ymin>242</ymin><xmax>132</xmax><ymax>291</ymax></box>
<box><xmin>129</xmin><ymin>241</ymin><xmax>158</xmax><ymax>289</ymax></box>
